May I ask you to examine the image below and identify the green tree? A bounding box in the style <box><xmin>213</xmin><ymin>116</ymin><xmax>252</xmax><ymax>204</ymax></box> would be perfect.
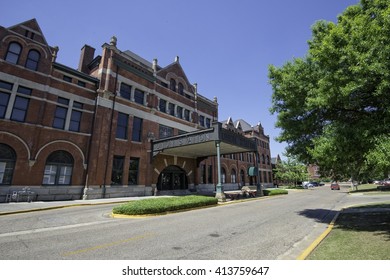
<box><xmin>274</xmin><ymin>156</ymin><xmax>309</xmax><ymax>187</ymax></box>
<box><xmin>269</xmin><ymin>0</ymin><xmax>390</xmax><ymax>182</ymax></box>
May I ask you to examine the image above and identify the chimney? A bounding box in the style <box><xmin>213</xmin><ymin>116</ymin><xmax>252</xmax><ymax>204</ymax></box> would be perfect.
<box><xmin>78</xmin><ymin>45</ymin><xmax>95</xmax><ymax>73</ymax></box>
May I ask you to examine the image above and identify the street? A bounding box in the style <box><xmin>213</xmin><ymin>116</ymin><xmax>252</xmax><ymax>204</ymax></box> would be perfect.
<box><xmin>1</xmin><ymin>186</ymin><xmax>389</xmax><ymax>260</ymax></box>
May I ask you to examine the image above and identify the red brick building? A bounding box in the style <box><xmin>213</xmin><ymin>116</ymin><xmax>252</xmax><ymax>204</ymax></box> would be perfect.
<box><xmin>0</xmin><ymin>19</ymin><xmax>273</xmax><ymax>202</ymax></box>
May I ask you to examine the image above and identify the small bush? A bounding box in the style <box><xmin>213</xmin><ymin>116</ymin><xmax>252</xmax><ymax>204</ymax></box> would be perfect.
<box><xmin>112</xmin><ymin>195</ymin><xmax>218</xmax><ymax>215</ymax></box>
<box><xmin>263</xmin><ymin>189</ymin><xmax>288</xmax><ymax>196</ymax></box>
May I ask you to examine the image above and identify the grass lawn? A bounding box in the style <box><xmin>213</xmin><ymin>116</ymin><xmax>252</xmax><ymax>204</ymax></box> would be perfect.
<box><xmin>307</xmin><ymin>203</ymin><xmax>390</xmax><ymax>260</ymax></box>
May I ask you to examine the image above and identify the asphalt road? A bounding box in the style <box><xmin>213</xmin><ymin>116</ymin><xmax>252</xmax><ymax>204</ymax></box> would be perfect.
<box><xmin>1</xmin><ymin>186</ymin><xmax>389</xmax><ymax>260</ymax></box>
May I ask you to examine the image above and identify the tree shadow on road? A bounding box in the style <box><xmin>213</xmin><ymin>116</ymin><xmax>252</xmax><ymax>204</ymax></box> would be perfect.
<box><xmin>297</xmin><ymin>208</ymin><xmax>338</xmax><ymax>224</ymax></box>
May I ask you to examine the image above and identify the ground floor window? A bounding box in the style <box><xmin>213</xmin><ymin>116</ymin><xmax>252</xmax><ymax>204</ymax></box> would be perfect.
<box><xmin>0</xmin><ymin>143</ymin><xmax>16</xmax><ymax>185</ymax></box>
<box><xmin>43</xmin><ymin>150</ymin><xmax>73</xmax><ymax>185</ymax></box>
<box><xmin>128</xmin><ymin>157</ymin><xmax>139</xmax><ymax>185</ymax></box>
<box><xmin>111</xmin><ymin>156</ymin><xmax>124</xmax><ymax>185</ymax></box>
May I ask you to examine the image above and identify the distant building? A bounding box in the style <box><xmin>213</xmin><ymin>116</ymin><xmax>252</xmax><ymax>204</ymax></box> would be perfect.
<box><xmin>0</xmin><ymin>19</ymin><xmax>273</xmax><ymax>202</ymax></box>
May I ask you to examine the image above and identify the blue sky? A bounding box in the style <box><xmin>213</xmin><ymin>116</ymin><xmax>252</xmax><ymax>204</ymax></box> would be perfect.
<box><xmin>2</xmin><ymin>0</ymin><xmax>359</xmax><ymax>159</ymax></box>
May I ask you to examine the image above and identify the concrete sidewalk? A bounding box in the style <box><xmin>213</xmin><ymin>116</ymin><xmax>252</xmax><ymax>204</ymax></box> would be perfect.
<box><xmin>0</xmin><ymin>196</ymin><xmax>158</xmax><ymax>216</ymax></box>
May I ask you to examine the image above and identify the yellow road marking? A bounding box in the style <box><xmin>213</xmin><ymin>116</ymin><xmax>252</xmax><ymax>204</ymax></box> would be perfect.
<box><xmin>297</xmin><ymin>212</ymin><xmax>340</xmax><ymax>260</ymax></box>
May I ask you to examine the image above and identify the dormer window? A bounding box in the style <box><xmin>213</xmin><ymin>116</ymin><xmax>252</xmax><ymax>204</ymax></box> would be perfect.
<box><xmin>5</xmin><ymin>42</ymin><xmax>22</xmax><ymax>64</ymax></box>
<box><xmin>178</xmin><ymin>82</ymin><xmax>184</xmax><ymax>95</ymax></box>
<box><xmin>170</xmin><ymin>78</ymin><xmax>176</xmax><ymax>92</ymax></box>
<box><xmin>25</xmin><ymin>49</ymin><xmax>40</xmax><ymax>71</ymax></box>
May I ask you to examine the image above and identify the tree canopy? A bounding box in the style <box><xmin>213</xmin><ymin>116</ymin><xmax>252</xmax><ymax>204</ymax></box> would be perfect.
<box><xmin>269</xmin><ymin>0</ymin><xmax>390</xmax><ymax>180</ymax></box>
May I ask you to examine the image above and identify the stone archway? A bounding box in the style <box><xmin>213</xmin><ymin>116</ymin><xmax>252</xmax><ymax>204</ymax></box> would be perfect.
<box><xmin>157</xmin><ymin>165</ymin><xmax>188</xmax><ymax>191</ymax></box>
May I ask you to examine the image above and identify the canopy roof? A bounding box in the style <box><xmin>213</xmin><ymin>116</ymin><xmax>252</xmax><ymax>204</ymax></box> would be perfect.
<box><xmin>152</xmin><ymin>122</ymin><xmax>257</xmax><ymax>158</ymax></box>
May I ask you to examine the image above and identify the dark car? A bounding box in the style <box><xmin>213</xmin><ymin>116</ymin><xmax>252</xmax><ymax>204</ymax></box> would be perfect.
<box><xmin>330</xmin><ymin>183</ymin><xmax>340</xmax><ymax>190</ymax></box>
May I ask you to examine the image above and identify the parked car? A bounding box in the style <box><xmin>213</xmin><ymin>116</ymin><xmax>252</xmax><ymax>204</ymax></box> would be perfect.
<box><xmin>330</xmin><ymin>183</ymin><xmax>340</xmax><ymax>190</ymax></box>
<box><xmin>382</xmin><ymin>178</ymin><xmax>390</xmax><ymax>186</ymax></box>
<box><xmin>306</xmin><ymin>182</ymin><xmax>319</xmax><ymax>188</ymax></box>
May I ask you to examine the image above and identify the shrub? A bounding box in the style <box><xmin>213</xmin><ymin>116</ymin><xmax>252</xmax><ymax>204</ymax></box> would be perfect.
<box><xmin>263</xmin><ymin>189</ymin><xmax>288</xmax><ymax>196</ymax></box>
<box><xmin>112</xmin><ymin>195</ymin><xmax>218</xmax><ymax>215</ymax></box>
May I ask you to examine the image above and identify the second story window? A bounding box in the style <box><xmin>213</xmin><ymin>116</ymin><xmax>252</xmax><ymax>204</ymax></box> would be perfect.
<box><xmin>0</xmin><ymin>81</ymin><xmax>13</xmax><ymax>119</ymax></box>
<box><xmin>132</xmin><ymin>117</ymin><xmax>143</xmax><ymax>142</ymax></box>
<box><xmin>134</xmin><ymin>89</ymin><xmax>144</xmax><ymax>105</ymax></box>
<box><xmin>184</xmin><ymin>109</ymin><xmax>190</xmax><ymax>121</ymax></box>
<box><xmin>168</xmin><ymin>103</ymin><xmax>175</xmax><ymax>116</ymax></box>
<box><xmin>116</xmin><ymin>112</ymin><xmax>128</xmax><ymax>139</ymax></box>
<box><xmin>120</xmin><ymin>83</ymin><xmax>131</xmax><ymax>100</ymax></box>
<box><xmin>10</xmin><ymin>86</ymin><xmax>32</xmax><ymax>122</ymax></box>
<box><xmin>5</xmin><ymin>42</ymin><xmax>22</xmax><ymax>65</ymax></box>
<box><xmin>25</xmin><ymin>49</ymin><xmax>40</xmax><ymax>71</ymax></box>
<box><xmin>159</xmin><ymin>99</ymin><xmax>166</xmax><ymax>113</ymax></box>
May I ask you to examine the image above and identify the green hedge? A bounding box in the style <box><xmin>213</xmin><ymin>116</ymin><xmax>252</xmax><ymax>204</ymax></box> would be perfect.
<box><xmin>263</xmin><ymin>189</ymin><xmax>288</xmax><ymax>196</ymax></box>
<box><xmin>112</xmin><ymin>195</ymin><xmax>218</xmax><ymax>215</ymax></box>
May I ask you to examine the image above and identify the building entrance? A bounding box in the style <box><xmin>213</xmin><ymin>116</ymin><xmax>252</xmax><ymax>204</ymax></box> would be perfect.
<box><xmin>157</xmin><ymin>165</ymin><xmax>188</xmax><ymax>191</ymax></box>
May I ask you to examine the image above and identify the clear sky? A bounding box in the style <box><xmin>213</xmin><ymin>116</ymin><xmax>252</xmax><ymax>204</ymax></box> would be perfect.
<box><xmin>2</xmin><ymin>0</ymin><xmax>359</xmax><ymax>159</ymax></box>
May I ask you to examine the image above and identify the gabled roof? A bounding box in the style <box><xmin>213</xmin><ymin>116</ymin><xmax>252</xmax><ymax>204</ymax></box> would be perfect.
<box><xmin>7</xmin><ymin>18</ymin><xmax>49</xmax><ymax>46</ymax></box>
<box><xmin>157</xmin><ymin>58</ymin><xmax>194</xmax><ymax>94</ymax></box>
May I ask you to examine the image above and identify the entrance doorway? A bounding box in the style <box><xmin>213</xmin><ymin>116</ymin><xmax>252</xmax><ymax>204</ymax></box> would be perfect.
<box><xmin>157</xmin><ymin>165</ymin><xmax>188</xmax><ymax>191</ymax></box>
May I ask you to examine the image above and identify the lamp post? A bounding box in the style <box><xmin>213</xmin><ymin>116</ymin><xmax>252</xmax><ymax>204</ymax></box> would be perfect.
<box><xmin>215</xmin><ymin>140</ymin><xmax>226</xmax><ymax>202</ymax></box>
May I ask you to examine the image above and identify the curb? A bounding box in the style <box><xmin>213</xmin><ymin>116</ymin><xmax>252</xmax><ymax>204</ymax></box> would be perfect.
<box><xmin>296</xmin><ymin>211</ymin><xmax>340</xmax><ymax>260</ymax></box>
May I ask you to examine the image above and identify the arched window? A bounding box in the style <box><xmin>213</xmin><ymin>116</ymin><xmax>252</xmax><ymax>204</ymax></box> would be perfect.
<box><xmin>170</xmin><ymin>78</ymin><xmax>176</xmax><ymax>92</ymax></box>
<box><xmin>43</xmin><ymin>150</ymin><xmax>74</xmax><ymax>185</ymax></box>
<box><xmin>25</xmin><ymin>49</ymin><xmax>40</xmax><ymax>71</ymax></box>
<box><xmin>178</xmin><ymin>82</ymin><xmax>184</xmax><ymax>95</ymax></box>
<box><xmin>231</xmin><ymin>168</ymin><xmax>236</xmax><ymax>184</ymax></box>
<box><xmin>221</xmin><ymin>167</ymin><xmax>226</xmax><ymax>184</ymax></box>
<box><xmin>5</xmin><ymin>42</ymin><xmax>22</xmax><ymax>64</ymax></box>
<box><xmin>240</xmin><ymin>169</ymin><xmax>245</xmax><ymax>186</ymax></box>
<box><xmin>0</xmin><ymin>144</ymin><xmax>16</xmax><ymax>185</ymax></box>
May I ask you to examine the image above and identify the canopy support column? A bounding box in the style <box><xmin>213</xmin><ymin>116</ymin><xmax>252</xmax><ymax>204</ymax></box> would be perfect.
<box><xmin>215</xmin><ymin>140</ymin><xmax>226</xmax><ymax>202</ymax></box>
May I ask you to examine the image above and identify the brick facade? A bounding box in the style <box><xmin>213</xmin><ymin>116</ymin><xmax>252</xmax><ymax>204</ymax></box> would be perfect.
<box><xmin>0</xmin><ymin>19</ymin><xmax>273</xmax><ymax>202</ymax></box>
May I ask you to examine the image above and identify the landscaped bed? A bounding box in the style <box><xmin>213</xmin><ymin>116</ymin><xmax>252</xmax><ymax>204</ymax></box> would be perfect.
<box><xmin>112</xmin><ymin>195</ymin><xmax>218</xmax><ymax>215</ymax></box>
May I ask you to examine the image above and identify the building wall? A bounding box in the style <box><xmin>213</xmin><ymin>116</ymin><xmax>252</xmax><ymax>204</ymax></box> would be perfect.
<box><xmin>0</xmin><ymin>19</ymin><xmax>273</xmax><ymax>202</ymax></box>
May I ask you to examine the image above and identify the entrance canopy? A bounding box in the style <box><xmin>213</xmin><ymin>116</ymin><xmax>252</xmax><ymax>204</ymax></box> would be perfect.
<box><xmin>152</xmin><ymin>122</ymin><xmax>257</xmax><ymax>158</ymax></box>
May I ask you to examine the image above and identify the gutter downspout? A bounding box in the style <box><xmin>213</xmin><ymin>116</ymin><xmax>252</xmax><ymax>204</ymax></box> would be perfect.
<box><xmin>102</xmin><ymin>56</ymin><xmax>119</xmax><ymax>198</ymax></box>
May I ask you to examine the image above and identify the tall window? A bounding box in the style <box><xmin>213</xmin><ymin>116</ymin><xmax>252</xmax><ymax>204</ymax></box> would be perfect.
<box><xmin>184</xmin><ymin>109</ymin><xmax>190</xmax><ymax>121</ymax></box>
<box><xmin>134</xmin><ymin>89</ymin><xmax>144</xmax><ymax>105</ymax></box>
<box><xmin>208</xmin><ymin>165</ymin><xmax>213</xmax><ymax>184</ymax></box>
<box><xmin>128</xmin><ymin>158</ymin><xmax>139</xmax><ymax>185</ymax></box>
<box><xmin>120</xmin><ymin>83</ymin><xmax>131</xmax><ymax>100</ymax></box>
<box><xmin>240</xmin><ymin>169</ymin><xmax>245</xmax><ymax>186</ymax></box>
<box><xmin>132</xmin><ymin>117</ymin><xmax>143</xmax><ymax>142</ymax></box>
<box><xmin>170</xmin><ymin>78</ymin><xmax>176</xmax><ymax>92</ymax></box>
<box><xmin>176</xmin><ymin>106</ymin><xmax>183</xmax><ymax>119</ymax></box>
<box><xmin>43</xmin><ymin>151</ymin><xmax>73</xmax><ymax>185</ymax></box>
<box><xmin>5</xmin><ymin>42</ymin><xmax>22</xmax><ymax>64</ymax></box>
<box><xmin>0</xmin><ymin>81</ymin><xmax>13</xmax><ymax>119</ymax></box>
<box><xmin>231</xmin><ymin>169</ymin><xmax>236</xmax><ymax>184</ymax></box>
<box><xmin>221</xmin><ymin>168</ymin><xmax>226</xmax><ymax>184</ymax></box>
<box><xmin>178</xmin><ymin>82</ymin><xmax>184</xmax><ymax>95</ymax></box>
<box><xmin>116</xmin><ymin>112</ymin><xmax>128</xmax><ymax>139</ymax></box>
<box><xmin>0</xmin><ymin>144</ymin><xmax>16</xmax><ymax>185</ymax></box>
<box><xmin>159</xmin><ymin>99</ymin><xmax>166</xmax><ymax>113</ymax></box>
<box><xmin>200</xmin><ymin>164</ymin><xmax>206</xmax><ymax>184</ymax></box>
<box><xmin>10</xmin><ymin>86</ymin><xmax>32</xmax><ymax>122</ymax></box>
<box><xmin>53</xmin><ymin>98</ymin><xmax>69</xmax><ymax>130</ymax></box>
<box><xmin>168</xmin><ymin>103</ymin><xmax>175</xmax><ymax>116</ymax></box>
<box><xmin>69</xmin><ymin>101</ymin><xmax>83</xmax><ymax>132</ymax></box>
<box><xmin>111</xmin><ymin>156</ymin><xmax>124</xmax><ymax>185</ymax></box>
<box><xmin>199</xmin><ymin>115</ymin><xmax>205</xmax><ymax>127</ymax></box>
<box><xmin>25</xmin><ymin>49</ymin><xmax>40</xmax><ymax>71</ymax></box>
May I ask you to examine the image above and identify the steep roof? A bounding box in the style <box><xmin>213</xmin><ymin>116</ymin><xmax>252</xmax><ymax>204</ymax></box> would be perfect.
<box><xmin>7</xmin><ymin>18</ymin><xmax>49</xmax><ymax>46</ymax></box>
